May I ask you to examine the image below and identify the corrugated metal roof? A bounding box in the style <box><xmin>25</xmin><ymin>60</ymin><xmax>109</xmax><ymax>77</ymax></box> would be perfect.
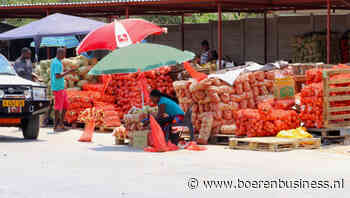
<box><xmin>0</xmin><ymin>0</ymin><xmax>162</xmax><ymax>7</ymax></box>
<box><xmin>0</xmin><ymin>0</ymin><xmax>348</xmax><ymax>18</ymax></box>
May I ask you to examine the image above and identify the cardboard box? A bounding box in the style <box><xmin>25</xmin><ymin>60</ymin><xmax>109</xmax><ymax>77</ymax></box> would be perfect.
<box><xmin>130</xmin><ymin>130</ymin><xmax>149</xmax><ymax>149</ymax></box>
<box><xmin>274</xmin><ymin>76</ymin><xmax>295</xmax><ymax>99</ymax></box>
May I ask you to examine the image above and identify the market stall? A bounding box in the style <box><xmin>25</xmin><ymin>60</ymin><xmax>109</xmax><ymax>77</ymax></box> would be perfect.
<box><xmin>0</xmin><ymin>13</ymin><xmax>105</xmax><ymax>59</ymax></box>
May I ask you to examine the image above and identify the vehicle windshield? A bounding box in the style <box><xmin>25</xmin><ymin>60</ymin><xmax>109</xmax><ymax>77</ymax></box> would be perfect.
<box><xmin>0</xmin><ymin>54</ymin><xmax>16</xmax><ymax>75</ymax></box>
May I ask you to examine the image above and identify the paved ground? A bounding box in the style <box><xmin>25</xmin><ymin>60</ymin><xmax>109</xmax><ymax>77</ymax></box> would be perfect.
<box><xmin>1</xmin><ymin>127</ymin><xmax>350</xmax><ymax>198</ymax></box>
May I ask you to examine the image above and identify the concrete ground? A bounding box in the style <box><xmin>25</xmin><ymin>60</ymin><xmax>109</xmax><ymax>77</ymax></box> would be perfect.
<box><xmin>1</xmin><ymin>127</ymin><xmax>350</xmax><ymax>198</ymax></box>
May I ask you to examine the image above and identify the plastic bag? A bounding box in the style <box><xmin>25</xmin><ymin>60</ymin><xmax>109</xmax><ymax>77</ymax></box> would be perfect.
<box><xmin>78</xmin><ymin>120</ymin><xmax>95</xmax><ymax>142</ymax></box>
<box><xmin>220</xmin><ymin>93</ymin><xmax>231</xmax><ymax>103</ymax></box>
<box><xmin>198</xmin><ymin>112</ymin><xmax>214</xmax><ymax>144</ymax></box>
<box><xmin>185</xmin><ymin>141</ymin><xmax>207</xmax><ymax>151</ymax></box>
<box><xmin>276</xmin><ymin>127</ymin><xmax>313</xmax><ymax>139</ymax></box>
<box><xmin>234</xmin><ymin>82</ymin><xmax>243</xmax><ymax>95</ymax></box>
<box><xmin>184</xmin><ymin>62</ymin><xmax>208</xmax><ymax>82</ymax></box>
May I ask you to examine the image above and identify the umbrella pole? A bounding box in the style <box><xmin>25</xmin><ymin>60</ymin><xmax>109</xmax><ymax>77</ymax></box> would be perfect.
<box><xmin>47</xmin><ymin>47</ymin><xmax>50</xmax><ymax>59</ymax></box>
<box><xmin>141</xmin><ymin>89</ymin><xmax>145</xmax><ymax>108</ymax></box>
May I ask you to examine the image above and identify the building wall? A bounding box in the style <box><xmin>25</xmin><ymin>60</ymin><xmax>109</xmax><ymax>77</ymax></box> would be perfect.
<box><xmin>148</xmin><ymin>14</ymin><xmax>350</xmax><ymax>65</ymax></box>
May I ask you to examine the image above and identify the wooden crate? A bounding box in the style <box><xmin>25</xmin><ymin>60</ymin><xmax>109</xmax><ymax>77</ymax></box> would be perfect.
<box><xmin>322</xmin><ymin>68</ymin><xmax>350</xmax><ymax>128</ymax></box>
<box><xmin>295</xmin><ymin>138</ymin><xmax>321</xmax><ymax>149</ymax></box>
<box><xmin>229</xmin><ymin>137</ymin><xmax>297</xmax><ymax>152</ymax></box>
<box><xmin>129</xmin><ymin>130</ymin><xmax>149</xmax><ymax>150</ymax></box>
<box><xmin>292</xmin><ymin>64</ymin><xmax>334</xmax><ymax>93</ymax></box>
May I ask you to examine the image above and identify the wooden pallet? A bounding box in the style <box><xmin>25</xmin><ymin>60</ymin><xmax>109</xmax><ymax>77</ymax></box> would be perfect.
<box><xmin>229</xmin><ymin>137</ymin><xmax>297</xmax><ymax>152</ymax></box>
<box><xmin>295</xmin><ymin>138</ymin><xmax>321</xmax><ymax>149</ymax></box>
<box><xmin>96</xmin><ymin>126</ymin><xmax>115</xmax><ymax>133</ymax></box>
<box><xmin>210</xmin><ymin>134</ymin><xmax>236</xmax><ymax>145</ymax></box>
<box><xmin>307</xmin><ymin>128</ymin><xmax>345</xmax><ymax>144</ymax></box>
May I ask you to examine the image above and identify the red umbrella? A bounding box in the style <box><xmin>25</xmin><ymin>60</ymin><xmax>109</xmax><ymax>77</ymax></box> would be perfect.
<box><xmin>77</xmin><ymin>19</ymin><xmax>166</xmax><ymax>54</ymax></box>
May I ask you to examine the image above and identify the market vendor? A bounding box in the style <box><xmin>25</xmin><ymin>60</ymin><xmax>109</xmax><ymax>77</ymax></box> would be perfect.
<box><xmin>50</xmin><ymin>48</ymin><xmax>76</xmax><ymax>132</ymax></box>
<box><xmin>14</xmin><ymin>48</ymin><xmax>35</xmax><ymax>81</ymax></box>
<box><xmin>199</xmin><ymin>40</ymin><xmax>212</xmax><ymax>65</ymax></box>
<box><xmin>150</xmin><ymin>89</ymin><xmax>185</xmax><ymax>145</ymax></box>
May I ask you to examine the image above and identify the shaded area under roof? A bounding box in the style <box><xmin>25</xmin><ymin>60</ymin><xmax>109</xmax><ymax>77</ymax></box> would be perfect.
<box><xmin>0</xmin><ymin>13</ymin><xmax>105</xmax><ymax>40</ymax></box>
<box><xmin>0</xmin><ymin>13</ymin><xmax>105</xmax><ymax>56</ymax></box>
<box><xmin>0</xmin><ymin>0</ymin><xmax>349</xmax><ymax>18</ymax></box>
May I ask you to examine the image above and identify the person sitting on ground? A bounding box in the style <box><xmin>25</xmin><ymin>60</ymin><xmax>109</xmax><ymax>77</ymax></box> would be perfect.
<box><xmin>149</xmin><ymin>89</ymin><xmax>185</xmax><ymax>145</ymax></box>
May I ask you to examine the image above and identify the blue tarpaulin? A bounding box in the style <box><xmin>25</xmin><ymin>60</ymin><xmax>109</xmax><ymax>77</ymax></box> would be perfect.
<box><xmin>0</xmin><ymin>13</ymin><xmax>105</xmax><ymax>56</ymax></box>
<box><xmin>30</xmin><ymin>36</ymin><xmax>80</xmax><ymax>48</ymax></box>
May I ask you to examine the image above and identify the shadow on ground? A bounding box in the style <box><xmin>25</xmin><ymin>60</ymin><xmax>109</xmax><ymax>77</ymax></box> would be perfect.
<box><xmin>89</xmin><ymin>145</ymin><xmax>145</xmax><ymax>153</ymax></box>
<box><xmin>0</xmin><ymin>135</ymin><xmax>46</xmax><ymax>143</ymax></box>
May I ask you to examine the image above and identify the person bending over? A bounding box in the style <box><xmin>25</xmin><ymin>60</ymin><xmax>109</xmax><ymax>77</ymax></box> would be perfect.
<box><xmin>150</xmin><ymin>89</ymin><xmax>184</xmax><ymax>145</ymax></box>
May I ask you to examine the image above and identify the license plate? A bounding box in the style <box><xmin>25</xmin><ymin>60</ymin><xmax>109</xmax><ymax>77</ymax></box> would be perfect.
<box><xmin>2</xmin><ymin>100</ymin><xmax>25</xmax><ymax>107</ymax></box>
<box><xmin>8</xmin><ymin>107</ymin><xmax>22</xmax><ymax>113</ymax></box>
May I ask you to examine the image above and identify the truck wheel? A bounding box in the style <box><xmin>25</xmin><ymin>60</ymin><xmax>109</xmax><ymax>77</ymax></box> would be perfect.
<box><xmin>21</xmin><ymin>115</ymin><xmax>40</xmax><ymax>139</ymax></box>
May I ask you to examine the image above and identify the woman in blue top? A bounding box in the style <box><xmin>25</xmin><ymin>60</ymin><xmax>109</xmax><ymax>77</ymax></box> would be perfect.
<box><xmin>150</xmin><ymin>89</ymin><xmax>184</xmax><ymax>145</ymax></box>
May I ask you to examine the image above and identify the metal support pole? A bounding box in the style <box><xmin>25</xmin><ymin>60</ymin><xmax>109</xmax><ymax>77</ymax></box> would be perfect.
<box><xmin>327</xmin><ymin>0</ymin><xmax>331</xmax><ymax>64</ymax></box>
<box><xmin>46</xmin><ymin>9</ymin><xmax>50</xmax><ymax>59</ymax></box>
<box><xmin>264</xmin><ymin>11</ymin><xmax>267</xmax><ymax>64</ymax></box>
<box><xmin>125</xmin><ymin>7</ymin><xmax>129</xmax><ymax>19</ymax></box>
<box><xmin>218</xmin><ymin>3</ymin><xmax>223</xmax><ymax>69</ymax></box>
<box><xmin>181</xmin><ymin>14</ymin><xmax>185</xmax><ymax>51</ymax></box>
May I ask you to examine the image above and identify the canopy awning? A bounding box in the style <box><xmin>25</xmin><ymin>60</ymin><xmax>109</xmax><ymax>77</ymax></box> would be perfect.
<box><xmin>0</xmin><ymin>13</ymin><xmax>105</xmax><ymax>56</ymax></box>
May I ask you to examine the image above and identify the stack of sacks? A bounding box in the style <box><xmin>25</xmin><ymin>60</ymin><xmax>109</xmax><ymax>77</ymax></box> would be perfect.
<box><xmin>78</xmin><ymin>107</ymin><xmax>104</xmax><ymax>125</ymax></box>
<box><xmin>299</xmin><ymin>67</ymin><xmax>328</xmax><ymax>128</ymax></box>
<box><xmin>65</xmin><ymin>90</ymin><xmax>117</xmax><ymax>124</ymax></box>
<box><xmin>35</xmin><ymin>55</ymin><xmax>99</xmax><ymax>92</ymax></box>
<box><xmin>105</xmin><ymin>67</ymin><xmax>175</xmax><ymax>116</ymax></box>
<box><xmin>173</xmin><ymin>80</ymin><xmax>193</xmax><ymax>112</ymax></box>
<box><xmin>65</xmin><ymin>90</ymin><xmax>95</xmax><ymax>124</ymax></box>
<box><xmin>299</xmin><ymin>83</ymin><xmax>324</xmax><ymax>128</ymax></box>
<box><xmin>235</xmin><ymin>109</ymin><xmax>262</xmax><ymax>137</ymax></box>
<box><xmin>123</xmin><ymin>106</ymin><xmax>157</xmax><ymax>132</ymax></box>
<box><xmin>35</xmin><ymin>60</ymin><xmax>52</xmax><ymax>97</ymax></box>
<box><xmin>82</xmin><ymin>83</ymin><xmax>104</xmax><ymax>92</ymax></box>
<box><xmin>291</xmin><ymin>32</ymin><xmax>340</xmax><ymax>63</ymax></box>
<box><xmin>235</xmin><ymin>99</ymin><xmax>299</xmax><ymax>137</ymax></box>
<box><xmin>175</xmin><ymin>69</ymin><xmax>279</xmax><ymax>139</ymax></box>
<box><xmin>82</xmin><ymin>84</ymin><xmax>116</xmax><ymax>104</ymax></box>
<box><xmin>94</xmin><ymin>102</ymin><xmax>121</xmax><ymax>127</ymax></box>
<box><xmin>62</xmin><ymin>56</ymin><xmax>99</xmax><ymax>90</ymax></box>
<box><xmin>300</xmin><ymin>65</ymin><xmax>350</xmax><ymax>128</ymax></box>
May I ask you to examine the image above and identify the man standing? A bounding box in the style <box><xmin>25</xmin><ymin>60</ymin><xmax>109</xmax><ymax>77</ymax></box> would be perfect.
<box><xmin>50</xmin><ymin>48</ymin><xmax>75</xmax><ymax>132</ymax></box>
<box><xmin>199</xmin><ymin>40</ymin><xmax>212</xmax><ymax>65</ymax></box>
<box><xmin>14</xmin><ymin>48</ymin><xmax>34</xmax><ymax>81</ymax></box>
